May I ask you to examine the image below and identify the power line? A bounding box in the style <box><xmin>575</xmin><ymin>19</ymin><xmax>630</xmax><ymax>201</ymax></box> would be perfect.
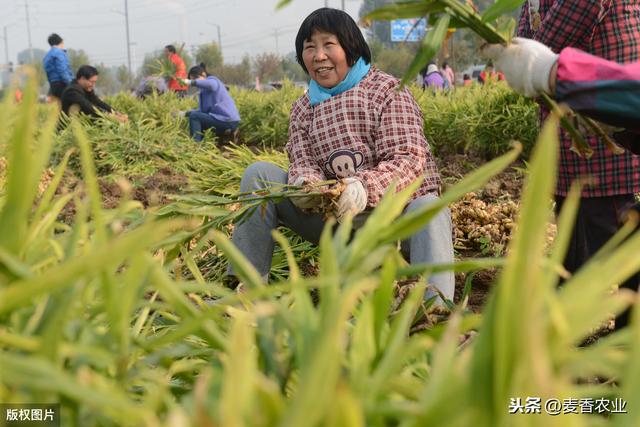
<box><xmin>32</xmin><ymin>21</ymin><xmax>122</xmax><ymax>30</ymax></box>
<box><xmin>7</xmin><ymin>0</ymin><xmax>361</xmax><ymax>69</ymax></box>
<box><xmin>185</xmin><ymin>0</ymin><xmax>235</xmax><ymax>14</ymax></box>
<box><xmin>222</xmin><ymin>24</ymin><xmax>297</xmax><ymax>47</ymax></box>
<box><xmin>28</xmin><ymin>4</ymin><xmax>116</xmax><ymax>16</ymax></box>
<box><xmin>24</xmin><ymin>0</ymin><xmax>34</xmax><ymax>62</ymax></box>
<box><xmin>31</xmin><ymin>12</ymin><xmax>177</xmax><ymax>31</ymax></box>
<box><xmin>208</xmin><ymin>22</ymin><xmax>222</xmax><ymax>54</ymax></box>
<box><xmin>92</xmin><ymin>54</ymin><xmax>129</xmax><ymax>60</ymax></box>
<box><xmin>222</xmin><ymin>28</ymin><xmax>297</xmax><ymax>50</ymax></box>
<box><xmin>0</xmin><ymin>6</ymin><xmax>22</xmax><ymax>28</ymax></box>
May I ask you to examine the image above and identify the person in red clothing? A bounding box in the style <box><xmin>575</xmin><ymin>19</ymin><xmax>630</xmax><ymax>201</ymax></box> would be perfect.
<box><xmin>164</xmin><ymin>44</ymin><xmax>188</xmax><ymax>96</ymax></box>
<box><xmin>477</xmin><ymin>63</ymin><xmax>504</xmax><ymax>85</ymax></box>
<box><xmin>517</xmin><ymin>0</ymin><xmax>640</xmax><ymax>329</ymax></box>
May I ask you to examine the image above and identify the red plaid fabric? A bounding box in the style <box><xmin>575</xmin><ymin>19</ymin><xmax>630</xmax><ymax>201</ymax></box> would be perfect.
<box><xmin>518</xmin><ymin>0</ymin><xmax>640</xmax><ymax>197</ymax></box>
<box><xmin>286</xmin><ymin>67</ymin><xmax>441</xmax><ymax>206</ymax></box>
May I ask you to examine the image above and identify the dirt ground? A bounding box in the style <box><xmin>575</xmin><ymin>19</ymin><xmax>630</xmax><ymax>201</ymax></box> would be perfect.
<box><xmin>86</xmin><ymin>151</ymin><xmax>619</xmax><ymax>339</ymax></box>
<box><xmin>437</xmin><ymin>154</ymin><xmax>527</xmax><ymax>312</ymax></box>
<box><xmin>49</xmin><ymin>146</ymin><xmax>617</xmax><ymax>337</ymax></box>
<box><xmin>100</xmin><ymin>167</ymin><xmax>189</xmax><ymax>208</ymax></box>
<box><xmin>50</xmin><ymin>150</ymin><xmax>528</xmax><ymax>313</ymax></box>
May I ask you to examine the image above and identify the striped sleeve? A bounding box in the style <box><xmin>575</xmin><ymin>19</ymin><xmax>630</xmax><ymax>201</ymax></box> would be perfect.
<box><xmin>556</xmin><ymin>47</ymin><xmax>640</xmax><ymax>130</ymax></box>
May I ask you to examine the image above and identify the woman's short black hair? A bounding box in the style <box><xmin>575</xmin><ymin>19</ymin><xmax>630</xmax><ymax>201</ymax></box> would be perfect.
<box><xmin>295</xmin><ymin>8</ymin><xmax>371</xmax><ymax>74</ymax></box>
<box><xmin>165</xmin><ymin>45</ymin><xmax>176</xmax><ymax>53</ymax></box>
<box><xmin>188</xmin><ymin>63</ymin><xmax>208</xmax><ymax>79</ymax></box>
<box><xmin>76</xmin><ymin>65</ymin><xmax>99</xmax><ymax>80</ymax></box>
<box><xmin>48</xmin><ymin>33</ymin><xmax>63</xmax><ymax>46</ymax></box>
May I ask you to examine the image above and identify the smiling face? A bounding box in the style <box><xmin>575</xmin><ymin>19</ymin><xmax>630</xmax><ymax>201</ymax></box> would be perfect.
<box><xmin>302</xmin><ymin>30</ymin><xmax>350</xmax><ymax>89</ymax></box>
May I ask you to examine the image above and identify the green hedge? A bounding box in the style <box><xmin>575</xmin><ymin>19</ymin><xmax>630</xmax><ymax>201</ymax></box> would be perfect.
<box><xmin>230</xmin><ymin>82</ymin><xmax>539</xmax><ymax>158</ymax></box>
<box><xmin>232</xmin><ymin>82</ymin><xmax>539</xmax><ymax>159</ymax></box>
<box><xmin>411</xmin><ymin>83</ymin><xmax>539</xmax><ymax>159</ymax></box>
<box><xmin>50</xmin><ymin>83</ymin><xmax>538</xmax><ymax>180</ymax></box>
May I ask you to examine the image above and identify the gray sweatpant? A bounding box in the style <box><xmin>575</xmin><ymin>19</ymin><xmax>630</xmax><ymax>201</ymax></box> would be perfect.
<box><xmin>229</xmin><ymin>162</ymin><xmax>455</xmax><ymax>302</ymax></box>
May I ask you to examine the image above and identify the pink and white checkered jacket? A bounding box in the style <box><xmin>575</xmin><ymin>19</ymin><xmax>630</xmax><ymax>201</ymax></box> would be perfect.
<box><xmin>286</xmin><ymin>67</ymin><xmax>441</xmax><ymax>207</ymax></box>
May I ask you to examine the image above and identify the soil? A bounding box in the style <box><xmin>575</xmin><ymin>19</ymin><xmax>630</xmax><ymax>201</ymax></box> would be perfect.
<box><xmin>49</xmin><ymin>146</ymin><xmax>614</xmax><ymax>336</ymax></box>
<box><xmin>100</xmin><ymin>167</ymin><xmax>188</xmax><ymax>209</ymax></box>
<box><xmin>437</xmin><ymin>153</ymin><xmax>527</xmax><ymax>312</ymax></box>
<box><xmin>56</xmin><ymin>167</ymin><xmax>189</xmax><ymax>223</ymax></box>
<box><xmin>49</xmin><ymin>149</ymin><xmax>528</xmax><ymax>314</ymax></box>
<box><xmin>99</xmin><ymin>152</ymin><xmax>524</xmax><ymax>313</ymax></box>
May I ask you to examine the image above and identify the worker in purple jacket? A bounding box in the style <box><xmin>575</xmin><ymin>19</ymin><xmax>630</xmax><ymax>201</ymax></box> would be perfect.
<box><xmin>422</xmin><ymin>63</ymin><xmax>449</xmax><ymax>92</ymax></box>
<box><xmin>483</xmin><ymin>37</ymin><xmax>640</xmax><ymax>329</ymax></box>
<box><xmin>181</xmin><ymin>63</ymin><xmax>240</xmax><ymax>142</ymax></box>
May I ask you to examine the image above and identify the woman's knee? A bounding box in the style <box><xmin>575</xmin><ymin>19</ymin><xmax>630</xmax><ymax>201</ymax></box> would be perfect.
<box><xmin>241</xmin><ymin>162</ymin><xmax>287</xmax><ymax>191</ymax></box>
<box><xmin>407</xmin><ymin>193</ymin><xmax>439</xmax><ymax>210</ymax></box>
<box><xmin>189</xmin><ymin>111</ymin><xmax>203</xmax><ymax>122</ymax></box>
<box><xmin>407</xmin><ymin>194</ymin><xmax>452</xmax><ymax>228</ymax></box>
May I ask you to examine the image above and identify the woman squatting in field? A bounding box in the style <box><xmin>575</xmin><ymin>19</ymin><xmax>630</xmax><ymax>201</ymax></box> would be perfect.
<box><xmin>182</xmin><ymin>64</ymin><xmax>240</xmax><ymax>142</ymax></box>
<box><xmin>227</xmin><ymin>8</ymin><xmax>455</xmax><ymax>304</ymax></box>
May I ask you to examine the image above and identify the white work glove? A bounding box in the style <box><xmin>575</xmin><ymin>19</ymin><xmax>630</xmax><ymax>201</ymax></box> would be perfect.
<box><xmin>181</xmin><ymin>78</ymin><xmax>192</xmax><ymax>86</ymax></box>
<box><xmin>336</xmin><ymin>178</ymin><xmax>367</xmax><ymax>223</ymax></box>
<box><xmin>481</xmin><ymin>37</ymin><xmax>559</xmax><ymax>97</ymax></box>
<box><xmin>291</xmin><ymin>176</ymin><xmax>321</xmax><ymax>210</ymax></box>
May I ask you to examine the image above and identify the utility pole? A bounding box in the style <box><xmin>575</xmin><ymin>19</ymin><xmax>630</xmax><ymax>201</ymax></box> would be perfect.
<box><xmin>341</xmin><ymin>0</ymin><xmax>345</xmax><ymax>10</ymax></box>
<box><xmin>216</xmin><ymin>25</ymin><xmax>222</xmax><ymax>54</ymax></box>
<box><xmin>130</xmin><ymin>42</ymin><xmax>137</xmax><ymax>75</ymax></box>
<box><xmin>25</xmin><ymin>0</ymin><xmax>34</xmax><ymax>63</ymax></box>
<box><xmin>208</xmin><ymin>23</ymin><xmax>222</xmax><ymax>56</ymax></box>
<box><xmin>124</xmin><ymin>0</ymin><xmax>132</xmax><ymax>75</ymax></box>
<box><xmin>274</xmin><ymin>28</ymin><xmax>279</xmax><ymax>55</ymax></box>
<box><xmin>113</xmin><ymin>2</ymin><xmax>133</xmax><ymax>76</ymax></box>
<box><xmin>2</xmin><ymin>26</ymin><xmax>9</xmax><ymax>65</ymax></box>
<box><xmin>324</xmin><ymin>0</ymin><xmax>329</xmax><ymax>7</ymax></box>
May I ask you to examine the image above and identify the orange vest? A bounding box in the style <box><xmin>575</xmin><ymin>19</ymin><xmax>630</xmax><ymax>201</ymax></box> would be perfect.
<box><xmin>168</xmin><ymin>53</ymin><xmax>188</xmax><ymax>91</ymax></box>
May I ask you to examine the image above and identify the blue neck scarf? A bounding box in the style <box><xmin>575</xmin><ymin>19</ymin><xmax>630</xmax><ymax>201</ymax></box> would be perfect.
<box><xmin>308</xmin><ymin>57</ymin><xmax>371</xmax><ymax>106</ymax></box>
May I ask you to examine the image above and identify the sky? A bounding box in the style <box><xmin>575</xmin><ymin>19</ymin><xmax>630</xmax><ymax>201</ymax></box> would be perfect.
<box><xmin>1</xmin><ymin>0</ymin><xmax>364</xmax><ymax>71</ymax></box>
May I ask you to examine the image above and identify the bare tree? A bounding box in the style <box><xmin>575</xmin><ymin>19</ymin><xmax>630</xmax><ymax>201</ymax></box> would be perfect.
<box><xmin>195</xmin><ymin>42</ymin><xmax>223</xmax><ymax>71</ymax></box>
<box><xmin>253</xmin><ymin>53</ymin><xmax>284</xmax><ymax>83</ymax></box>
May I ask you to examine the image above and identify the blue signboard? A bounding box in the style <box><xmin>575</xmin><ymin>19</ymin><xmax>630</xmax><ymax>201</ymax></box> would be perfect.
<box><xmin>390</xmin><ymin>18</ymin><xmax>427</xmax><ymax>42</ymax></box>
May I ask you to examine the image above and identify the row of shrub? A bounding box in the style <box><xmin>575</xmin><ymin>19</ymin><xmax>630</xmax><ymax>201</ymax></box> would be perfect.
<box><xmin>411</xmin><ymin>84</ymin><xmax>539</xmax><ymax>159</ymax></box>
<box><xmin>48</xmin><ymin>81</ymin><xmax>538</xmax><ymax>181</ymax></box>
<box><xmin>229</xmin><ymin>82</ymin><xmax>539</xmax><ymax>158</ymax></box>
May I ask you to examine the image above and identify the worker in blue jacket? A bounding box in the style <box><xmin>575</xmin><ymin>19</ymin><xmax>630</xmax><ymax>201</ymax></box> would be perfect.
<box><xmin>43</xmin><ymin>33</ymin><xmax>73</xmax><ymax>101</ymax></box>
